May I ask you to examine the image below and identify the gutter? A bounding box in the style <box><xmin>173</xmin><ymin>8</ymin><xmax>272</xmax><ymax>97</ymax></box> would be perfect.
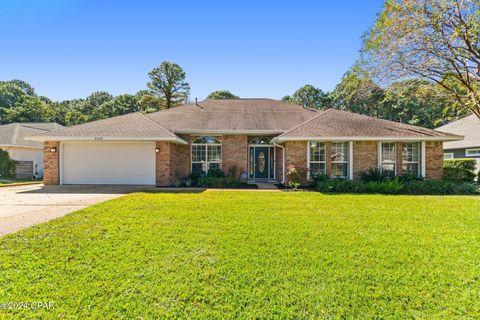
<box><xmin>25</xmin><ymin>136</ymin><xmax>188</xmax><ymax>145</ymax></box>
<box><xmin>273</xmin><ymin>142</ymin><xmax>285</xmax><ymax>184</ymax></box>
<box><xmin>272</xmin><ymin>135</ymin><xmax>464</xmax><ymax>142</ymax></box>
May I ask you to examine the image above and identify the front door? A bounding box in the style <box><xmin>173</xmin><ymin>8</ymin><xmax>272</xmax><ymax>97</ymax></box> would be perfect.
<box><xmin>254</xmin><ymin>147</ymin><xmax>269</xmax><ymax>179</ymax></box>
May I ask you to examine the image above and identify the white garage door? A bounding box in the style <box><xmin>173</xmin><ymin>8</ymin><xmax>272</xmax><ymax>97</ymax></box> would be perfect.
<box><xmin>62</xmin><ymin>142</ymin><xmax>156</xmax><ymax>185</ymax></box>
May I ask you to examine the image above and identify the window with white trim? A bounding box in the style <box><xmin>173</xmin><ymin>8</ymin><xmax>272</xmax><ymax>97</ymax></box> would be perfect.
<box><xmin>402</xmin><ymin>142</ymin><xmax>421</xmax><ymax>177</ymax></box>
<box><xmin>191</xmin><ymin>136</ymin><xmax>222</xmax><ymax>174</ymax></box>
<box><xmin>466</xmin><ymin>148</ymin><xmax>480</xmax><ymax>157</ymax></box>
<box><xmin>330</xmin><ymin>142</ymin><xmax>349</xmax><ymax>178</ymax></box>
<box><xmin>443</xmin><ymin>153</ymin><xmax>454</xmax><ymax>160</ymax></box>
<box><xmin>380</xmin><ymin>142</ymin><xmax>396</xmax><ymax>177</ymax></box>
<box><xmin>308</xmin><ymin>141</ymin><xmax>326</xmax><ymax>178</ymax></box>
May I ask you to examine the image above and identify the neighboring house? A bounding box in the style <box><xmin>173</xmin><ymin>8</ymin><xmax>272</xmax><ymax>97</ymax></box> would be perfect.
<box><xmin>437</xmin><ymin>114</ymin><xmax>480</xmax><ymax>172</ymax></box>
<box><xmin>27</xmin><ymin>99</ymin><xmax>461</xmax><ymax>186</ymax></box>
<box><xmin>0</xmin><ymin>123</ymin><xmax>63</xmax><ymax>178</ymax></box>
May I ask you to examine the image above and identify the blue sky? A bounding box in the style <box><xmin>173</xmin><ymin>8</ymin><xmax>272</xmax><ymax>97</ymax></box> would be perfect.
<box><xmin>0</xmin><ymin>0</ymin><xmax>383</xmax><ymax>101</ymax></box>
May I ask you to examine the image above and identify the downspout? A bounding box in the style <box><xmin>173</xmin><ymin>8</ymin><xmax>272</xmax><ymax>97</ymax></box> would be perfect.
<box><xmin>273</xmin><ymin>143</ymin><xmax>285</xmax><ymax>184</ymax></box>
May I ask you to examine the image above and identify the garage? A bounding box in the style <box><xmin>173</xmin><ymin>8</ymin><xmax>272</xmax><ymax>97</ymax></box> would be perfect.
<box><xmin>61</xmin><ymin>142</ymin><xmax>156</xmax><ymax>185</ymax></box>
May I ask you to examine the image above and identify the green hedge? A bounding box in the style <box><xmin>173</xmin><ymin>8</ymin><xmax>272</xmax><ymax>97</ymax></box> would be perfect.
<box><xmin>443</xmin><ymin>158</ymin><xmax>477</xmax><ymax>183</ymax></box>
<box><xmin>313</xmin><ymin>177</ymin><xmax>479</xmax><ymax>195</ymax></box>
<box><xmin>0</xmin><ymin>150</ymin><xmax>15</xmax><ymax>178</ymax></box>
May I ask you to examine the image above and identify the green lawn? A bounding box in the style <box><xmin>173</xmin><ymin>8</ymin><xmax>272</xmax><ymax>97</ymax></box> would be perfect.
<box><xmin>1</xmin><ymin>192</ymin><xmax>479</xmax><ymax>319</ymax></box>
<box><xmin>0</xmin><ymin>178</ymin><xmax>40</xmax><ymax>186</ymax></box>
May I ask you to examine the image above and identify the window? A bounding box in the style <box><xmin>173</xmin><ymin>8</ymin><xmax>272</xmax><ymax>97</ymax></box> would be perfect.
<box><xmin>330</xmin><ymin>142</ymin><xmax>349</xmax><ymax>178</ymax></box>
<box><xmin>308</xmin><ymin>141</ymin><xmax>326</xmax><ymax>178</ymax></box>
<box><xmin>402</xmin><ymin>142</ymin><xmax>421</xmax><ymax>177</ymax></box>
<box><xmin>380</xmin><ymin>142</ymin><xmax>396</xmax><ymax>177</ymax></box>
<box><xmin>444</xmin><ymin>153</ymin><xmax>454</xmax><ymax>160</ymax></box>
<box><xmin>249</xmin><ymin>137</ymin><xmax>271</xmax><ymax>145</ymax></box>
<box><xmin>191</xmin><ymin>136</ymin><xmax>222</xmax><ymax>174</ymax></box>
<box><xmin>466</xmin><ymin>148</ymin><xmax>480</xmax><ymax>157</ymax></box>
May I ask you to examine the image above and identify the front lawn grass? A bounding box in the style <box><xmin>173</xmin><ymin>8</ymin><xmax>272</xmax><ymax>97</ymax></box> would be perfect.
<box><xmin>0</xmin><ymin>178</ymin><xmax>40</xmax><ymax>186</ymax></box>
<box><xmin>0</xmin><ymin>191</ymin><xmax>479</xmax><ymax>318</ymax></box>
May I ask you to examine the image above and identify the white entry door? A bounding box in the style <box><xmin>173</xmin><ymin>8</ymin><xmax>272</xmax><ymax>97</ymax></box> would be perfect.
<box><xmin>61</xmin><ymin>142</ymin><xmax>156</xmax><ymax>185</ymax></box>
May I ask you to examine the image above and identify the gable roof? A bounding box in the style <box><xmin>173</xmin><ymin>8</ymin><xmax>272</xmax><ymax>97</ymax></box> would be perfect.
<box><xmin>273</xmin><ymin>109</ymin><xmax>462</xmax><ymax>142</ymax></box>
<box><xmin>146</xmin><ymin>99</ymin><xmax>317</xmax><ymax>133</ymax></box>
<box><xmin>0</xmin><ymin>122</ymin><xmax>63</xmax><ymax>149</ymax></box>
<box><xmin>28</xmin><ymin>112</ymin><xmax>187</xmax><ymax>144</ymax></box>
<box><xmin>25</xmin><ymin>100</ymin><xmax>462</xmax><ymax>143</ymax></box>
<box><xmin>437</xmin><ymin>114</ymin><xmax>480</xmax><ymax>149</ymax></box>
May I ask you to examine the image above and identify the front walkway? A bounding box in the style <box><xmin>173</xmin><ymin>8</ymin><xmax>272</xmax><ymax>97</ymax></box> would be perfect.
<box><xmin>0</xmin><ymin>184</ymin><xmax>150</xmax><ymax>236</ymax></box>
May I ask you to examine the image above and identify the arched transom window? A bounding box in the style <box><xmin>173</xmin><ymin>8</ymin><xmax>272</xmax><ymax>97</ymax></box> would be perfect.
<box><xmin>191</xmin><ymin>136</ymin><xmax>222</xmax><ymax>173</ymax></box>
<box><xmin>249</xmin><ymin>137</ymin><xmax>271</xmax><ymax>145</ymax></box>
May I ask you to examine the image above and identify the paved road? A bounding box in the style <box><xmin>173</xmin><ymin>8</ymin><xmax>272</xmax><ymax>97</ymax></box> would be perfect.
<box><xmin>0</xmin><ymin>184</ymin><xmax>151</xmax><ymax>236</ymax></box>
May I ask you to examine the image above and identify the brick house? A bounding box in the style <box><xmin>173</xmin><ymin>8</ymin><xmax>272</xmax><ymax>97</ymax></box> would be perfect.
<box><xmin>27</xmin><ymin>99</ymin><xmax>462</xmax><ymax>186</ymax></box>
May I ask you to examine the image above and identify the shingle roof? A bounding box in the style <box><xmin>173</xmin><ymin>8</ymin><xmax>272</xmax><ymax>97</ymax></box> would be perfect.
<box><xmin>25</xmin><ymin>100</ymin><xmax>462</xmax><ymax>143</ymax></box>
<box><xmin>146</xmin><ymin>99</ymin><xmax>317</xmax><ymax>132</ymax></box>
<box><xmin>28</xmin><ymin>112</ymin><xmax>185</xmax><ymax>143</ymax></box>
<box><xmin>437</xmin><ymin>114</ymin><xmax>480</xmax><ymax>149</ymax></box>
<box><xmin>0</xmin><ymin>123</ymin><xmax>63</xmax><ymax>148</ymax></box>
<box><xmin>274</xmin><ymin>109</ymin><xmax>461</xmax><ymax>141</ymax></box>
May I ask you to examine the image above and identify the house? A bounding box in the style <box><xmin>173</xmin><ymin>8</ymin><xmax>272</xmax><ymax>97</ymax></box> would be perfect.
<box><xmin>27</xmin><ymin>99</ymin><xmax>462</xmax><ymax>186</ymax></box>
<box><xmin>437</xmin><ymin>114</ymin><xmax>480</xmax><ymax>172</ymax></box>
<box><xmin>0</xmin><ymin>122</ymin><xmax>63</xmax><ymax>178</ymax></box>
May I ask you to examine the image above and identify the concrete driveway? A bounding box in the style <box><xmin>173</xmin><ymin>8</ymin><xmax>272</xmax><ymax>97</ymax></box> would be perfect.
<box><xmin>0</xmin><ymin>184</ymin><xmax>151</xmax><ymax>236</ymax></box>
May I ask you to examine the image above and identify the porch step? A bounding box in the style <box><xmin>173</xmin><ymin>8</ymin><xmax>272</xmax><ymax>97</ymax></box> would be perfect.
<box><xmin>253</xmin><ymin>182</ymin><xmax>279</xmax><ymax>190</ymax></box>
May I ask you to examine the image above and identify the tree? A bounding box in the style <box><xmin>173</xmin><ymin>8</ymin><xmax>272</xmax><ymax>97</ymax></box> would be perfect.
<box><xmin>2</xmin><ymin>95</ymin><xmax>53</xmax><ymax>123</ymax></box>
<box><xmin>0</xmin><ymin>80</ymin><xmax>53</xmax><ymax>124</ymax></box>
<box><xmin>136</xmin><ymin>90</ymin><xmax>165</xmax><ymax>112</ymax></box>
<box><xmin>382</xmin><ymin>79</ymin><xmax>468</xmax><ymax>128</ymax></box>
<box><xmin>330</xmin><ymin>67</ymin><xmax>385</xmax><ymax>117</ymax></box>
<box><xmin>207</xmin><ymin>90</ymin><xmax>239</xmax><ymax>100</ymax></box>
<box><xmin>282</xmin><ymin>85</ymin><xmax>330</xmax><ymax>109</ymax></box>
<box><xmin>147</xmin><ymin>61</ymin><xmax>190</xmax><ymax>109</ymax></box>
<box><xmin>80</xmin><ymin>91</ymin><xmax>113</xmax><ymax>115</ymax></box>
<box><xmin>362</xmin><ymin>0</ymin><xmax>480</xmax><ymax>118</ymax></box>
<box><xmin>93</xmin><ymin>94</ymin><xmax>141</xmax><ymax>119</ymax></box>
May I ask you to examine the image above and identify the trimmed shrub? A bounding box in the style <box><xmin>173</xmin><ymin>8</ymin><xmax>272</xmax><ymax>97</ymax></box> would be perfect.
<box><xmin>444</xmin><ymin>159</ymin><xmax>477</xmax><ymax>183</ymax></box>
<box><xmin>0</xmin><ymin>150</ymin><xmax>15</xmax><ymax>178</ymax></box>
<box><xmin>313</xmin><ymin>172</ymin><xmax>479</xmax><ymax>195</ymax></box>
<box><xmin>403</xmin><ymin>180</ymin><xmax>479</xmax><ymax>195</ymax></box>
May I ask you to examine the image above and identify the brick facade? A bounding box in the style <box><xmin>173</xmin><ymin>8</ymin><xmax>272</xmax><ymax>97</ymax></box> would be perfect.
<box><xmin>43</xmin><ymin>141</ymin><xmax>59</xmax><ymax>185</ymax></box>
<box><xmin>425</xmin><ymin>141</ymin><xmax>443</xmax><ymax>180</ymax></box>
<box><xmin>222</xmin><ymin>135</ymin><xmax>248</xmax><ymax>178</ymax></box>
<box><xmin>42</xmin><ymin>138</ymin><xmax>445</xmax><ymax>186</ymax></box>
<box><xmin>352</xmin><ymin>141</ymin><xmax>377</xmax><ymax>179</ymax></box>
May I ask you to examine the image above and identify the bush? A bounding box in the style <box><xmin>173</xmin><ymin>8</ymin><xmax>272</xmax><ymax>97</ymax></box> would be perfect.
<box><xmin>403</xmin><ymin>180</ymin><xmax>479</xmax><ymax>195</ymax></box>
<box><xmin>197</xmin><ymin>176</ymin><xmax>240</xmax><ymax>187</ymax></box>
<box><xmin>360</xmin><ymin>167</ymin><xmax>388</xmax><ymax>182</ymax></box>
<box><xmin>313</xmin><ymin>172</ymin><xmax>479</xmax><ymax>195</ymax></box>
<box><xmin>286</xmin><ymin>163</ymin><xmax>306</xmax><ymax>190</ymax></box>
<box><xmin>0</xmin><ymin>150</ymin><xmax>15</xmax><ymax>178</ymax></box>
<box><xmin>365</xmin><ymin>179</ymin><xmax>404</xmax><ymax>194</ymax></box>
<box><xmin>443</xmin><ymin>159</ymin><xmax>477</xmax><ymax>183</ymax></box>
<box><xmin>206</xmin><ymin>168</ymin><xmax>225</xmax><ymax>178</ymax></box>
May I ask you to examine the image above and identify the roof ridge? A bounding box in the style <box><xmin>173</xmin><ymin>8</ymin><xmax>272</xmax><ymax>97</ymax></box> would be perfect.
<box><xmin>11</xmin><ymin>123</ymin><xmax>20</xmax><ymax>145</ymax></box>
<box><xmin>278</xmin><ymin>108</ymin><xmax>332</xmax><ymax>137</ymax></box>
<box><xmin>140</xmin><ymin>112</ymin><xmax>176</xmax><ymax>137</ymax></box>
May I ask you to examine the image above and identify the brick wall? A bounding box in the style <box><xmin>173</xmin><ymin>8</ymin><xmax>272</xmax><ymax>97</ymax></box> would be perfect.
<box><xmin>43</xmin><ymin>141</ymin><xmax>59</xmax><ymax>185</ymax></box>
<box><xmin>156</xmin><ymin>141</ymin><xmax>173</xmax><ymax>186</ymax></box>
<box><xmin>222</xmin><ymin>135</ymin><xmax>248</xmax><ymax>177</ymax></box>
<box><xmin>284</xmin><ymin>141</ymin><xmax>307</xmax><ymax>184</ymax></box>
<box><xmin>425</xmin><ymin>141</ymin><xmax>443</xmax><ymax>180</ymax></box>
<box><xmin>352</xmin><ymin>141</ymin><xmax>377</xmax><ymax>179</ymax></box>
<box><xmin>275</xmin><ymin>146</ymin><xmax>283</xmax><ymax>182</ymax></box>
